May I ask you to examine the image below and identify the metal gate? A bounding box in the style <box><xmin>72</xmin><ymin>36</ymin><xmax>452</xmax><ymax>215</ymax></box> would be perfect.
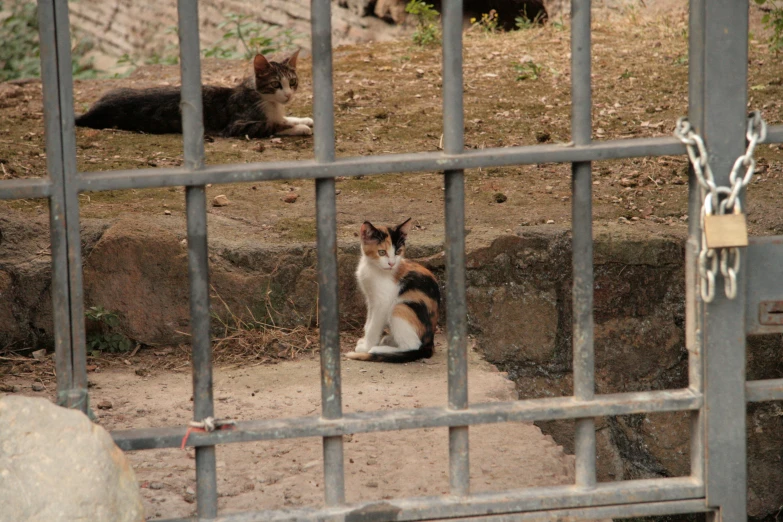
<box><xmin>3</xmin><ymin>0</ymin><xmax>783</xmax><ymax>520</ymax></box>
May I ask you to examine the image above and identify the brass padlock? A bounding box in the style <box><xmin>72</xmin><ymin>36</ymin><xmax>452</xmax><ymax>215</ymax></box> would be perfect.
<box><xmin>703</xmin><ymin>213</ymin><xmax>749</xmax><ymax>249</ymax></box>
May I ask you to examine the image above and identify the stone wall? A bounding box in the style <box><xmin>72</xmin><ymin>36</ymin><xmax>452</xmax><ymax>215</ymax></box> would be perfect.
<box><xmin>461</xmin><ymin>226</ymin><xmax>783</xmax><ymax>520</ymax></box>
<box><xmin>69</xmin><ymin>0</ymin><xmax>408</xmax><ymax>69</ymax></box>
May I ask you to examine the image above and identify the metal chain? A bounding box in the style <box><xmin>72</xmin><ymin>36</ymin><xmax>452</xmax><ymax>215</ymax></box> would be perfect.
<box><xmin>674</xmin><ymin>111</ymin><xmax>767</xmax><ymax>303</ymax></box>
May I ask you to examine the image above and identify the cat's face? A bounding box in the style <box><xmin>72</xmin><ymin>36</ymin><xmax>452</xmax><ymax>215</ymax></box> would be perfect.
<box><xmin>253</xmin><ymin>50</ymin><xmax>300</xmax><ymax>105</ymax></box>
<box><xmin>360</xmin><ymin>218</ymin><xmax>413</xmax><ymax>271</ymax></box>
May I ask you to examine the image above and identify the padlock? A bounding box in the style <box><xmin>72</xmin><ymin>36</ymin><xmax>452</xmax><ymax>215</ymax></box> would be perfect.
<box><xmin>703</xmin><ymin>213</ymin><xmax>749</xmax><ymax>249</ymax></box>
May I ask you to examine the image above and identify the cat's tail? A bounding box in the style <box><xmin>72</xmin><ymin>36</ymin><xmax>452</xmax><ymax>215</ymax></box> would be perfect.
<box><xmin>345</xmin><ymin>337</ymin><xmax>434</xmax><ymax>364</ymax></box>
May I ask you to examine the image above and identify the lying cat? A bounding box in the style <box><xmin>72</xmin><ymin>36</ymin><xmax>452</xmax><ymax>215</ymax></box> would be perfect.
<box><xmin>75</xmin><ymin>50</ymin><xmax>313</xmax><ymax>138</ymax></box>
<box><xmin>346</xmin><ymin>218</ymin><xmax>440</xmax><ymax>363</ymax></box>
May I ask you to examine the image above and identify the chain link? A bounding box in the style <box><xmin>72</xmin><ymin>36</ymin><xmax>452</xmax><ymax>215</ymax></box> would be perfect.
<box><xmin>674</xmin><ymin>111</ymin><xmax>766</xmax><ymax>303</ymax></box>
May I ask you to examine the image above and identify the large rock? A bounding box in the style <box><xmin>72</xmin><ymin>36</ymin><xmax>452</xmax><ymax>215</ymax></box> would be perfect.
<box><xmin>0</xmin><ymin>395</ymin><xmax>144</xmax><ymax>522</ymax></box>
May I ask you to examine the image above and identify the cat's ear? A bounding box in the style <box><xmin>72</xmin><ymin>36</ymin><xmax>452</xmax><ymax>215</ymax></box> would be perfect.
<box><xmin>396</xmin><ymin>218</ymin><xmax>413</xmax><ymax>239</ymax></box>
<box><xmin>283</xmin><ymin>49</ymin><xmax>300</xmax><ymax>70</ymax></box>
<box><xmin>253</xmin><ymin>54</ymin><xmax>271</xmax><ymax>76</ymax></box>
<box><xmin>361</xmin><ymin>221</ymin><xmax>379</xmax><ymax>243</ymax></box>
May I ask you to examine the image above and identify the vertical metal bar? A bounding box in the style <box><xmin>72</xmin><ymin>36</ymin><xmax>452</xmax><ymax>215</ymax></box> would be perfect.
<box><xmin>570</xmin><ymin>0</ymin><xmax>596</xmax><ymax>489</ymax></box>
<box><xmin>37</xmin><ymin>0</ymin><xmax>73</xmax><ymax>407</ymax></box>
<box><xmin>177</xmin><ymin>1</ymin><xmax>217</xmax><ymax>518</ymax></box>
<box><xmin>52</xmin><ymin>0</ymin><xmax>88</xmax><ymax>415</ymax></box>
<box><xmin>442</xmin><ymin>0</ymin><xmax>469</xmax><ymax>497</ymax></box>
<box><xmin>686</xmin><ymin>0</ymin><xmax>705</xmax><ymax>485</ymax></box>
<box><xmin>311</xmin><ymin>0</ymin><xmax>345</xmax><ymax>506</ymax></box>
<box><xmin>700</xmin><ymin>1</ymin><xmax>749</xmax><ymax>520</ymax></box>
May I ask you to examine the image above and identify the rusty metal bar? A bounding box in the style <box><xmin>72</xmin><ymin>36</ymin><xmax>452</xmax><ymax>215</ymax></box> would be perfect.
<box><xmin>36</xmin><ymin>0</ymin><xmax>74</xmax><ymax>408</ymax></box>
<box><xmin>762</xmin><ymin>124</ymin><xmax>783</xmax><ymax>144</ymax></box>
<box><xmin>155</xmin><ymin>476</ymin><xmax>704</xmax><ymax>522</ymax></box>
<box><xmin>311</xmin><ymin>0</ymin><xmax>345</xmax><ymax>506</ymax></box>
<box><xmin>746</xmin><ymin>378</ymin><xmax>783</xmax><ymax>403</ymax></box>
<box><xmin>113</xmin><ymin>388</ymin><xmax>702</xmax><ymax>451</ymax></box>
<box><xmin>441</xmin><ymin>499</ymin><xmax>711</xmax><ymax>522</ymax></box>
<box><xmin>177</xmin><ymin>0</ymin><xmax>217</xmax><ymax>517</ymax></box>
<box><xmin>75</xmin><ymin>137</ymin><xmax>686</xmax><ymax>193</ymax></box>
<box><xmin>0</xmin><ymin>178</ymin><xmax>52</xmax><ymax>200</ymax></box>
<box><xmin>570</xmin><ymin>0</ymin><xmax>596</xmax><ymax>489</ymax></box>
<box><xmin>442</xmin><ymin>0</ymin><xmax>469</xmax><ymax>498</ymax></box>
<box><xmin>686</xmin><ymin>0</ymin><xmax>706</xmax><ymax>486</ymax></box>
<box><xmin>699</xmin><ymin>1</ymin><xmax>749</xmax><ymax>520</ymax></box>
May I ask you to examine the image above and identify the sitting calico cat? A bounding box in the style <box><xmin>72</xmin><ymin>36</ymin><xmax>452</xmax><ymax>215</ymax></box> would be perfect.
<box><xmin>75</xmin><ymin>51</ymin><xmax>313</xmax><ymax>138</ymax></box>
<box><xmin>346</xmin><ymin>218</ymin><xmax>440</xmax><ymax>363</ymax></box>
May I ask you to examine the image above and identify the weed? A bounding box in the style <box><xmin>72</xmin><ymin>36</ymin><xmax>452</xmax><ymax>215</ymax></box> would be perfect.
<box><xmin>620</xmin><ymin>69</ymin><xmax>635</xmax><ymax>80</ymax></box>
<box><xmin>116</xmin><ymin>15</ymin><xmax>298</xmax><ymax>73</ymax></box>
<box><xmin>515</xmin><ymin>6</ymin><xmax>545</xmax><ymax>30</ymax></box>
<box><xmin>405</xmin><ymin>0</ymin><xmax>440</xmax><ymax>46</ymax></box>
<box><xmin>755</xmin><ymin>0</ymin><xmax>783</xmax><ymax>53</ymax></box>
<box><xmin>514</xmin><ymin>60</ymin><xmax>542</xmax><ymax>81</ymax></box>
<box><xmin>0</xmin><ymin>1</ymin><xmax>100</xmax><ymax>82</ymax></box>
<box><xmin>550</xmin><ymin>19</ymin><xmax>566</xmax><ymax>31</ymax></box>
<box><xmin>85</xmin><ymin>306</ymin><xmax>134</xmax><ymax>354</ymax></box>
<box><xmin>672</xmin><ymin>54</ymin><xmax>688</xmax><ymax>66</ymax></box>
<box><xmin>204</xmin><ymin>13</ymin><xmax>298</xmax><ymax>60</ymax></box>
<box><xmin>210</xmin><ymin>287</ymin><xmax>315</xmax><ymax>364</ymax></box>
<box><xmin>472</xmin><ymin>10</ymin><xmax>499</xmax><ymax>33</ymax></box>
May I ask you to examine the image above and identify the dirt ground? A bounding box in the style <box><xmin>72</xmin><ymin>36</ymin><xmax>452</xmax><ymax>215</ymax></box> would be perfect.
<box><xmin>1</xmin><ymin>335</ymin><xmax>592</xmax><ymax>521</ymax></box>
<box><xmin>1</xmin><ymin>4</ymin><xmax>782</xmax><ymax>247</ymax></box>
<box><xmin>1</xmin><ymin>3</ymin><xmax>782</xmax><ymax>520</ymax></box>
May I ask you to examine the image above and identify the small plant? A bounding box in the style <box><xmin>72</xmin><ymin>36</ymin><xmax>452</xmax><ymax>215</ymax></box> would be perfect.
<box><xmin>620</xmin><ymin>69</ymin><xmax>634</xmax><ymax>80</ymax></box>
<box><xmin>203</xmin><ymin>13</ymin><xmax>297</xmax><ymax>60</ymax></box>
<box><xmin>85</xmin><ymin>306</ymin><xmax>133</xmax><ymax>354</ymax></box>
<box><xmin>514</xmin><ymin>60</ymin><xmax>542</xmax><ymax>81</ymax></box>
<box><xmin>405</xmin><ymin>0</ymin><xmax>440</xmax><ymax>46</ymax></box>
<box><xmin>515</xmin><ymin>6</ymin><xmax>545</xmax><ymax>30</ymax></box>
<box><xmin>755</xmin><ymin>0</ymin><xmax>783</xmax><ymax>53</ymax></box>
<box><xmin>0</xmin><ymin>1</ymin><xmax>100</xmax><ymax>82</ymax></box>
<box><xmin>672</xmin><ymin>54</ymin><xmax>688</xmax><ymax>66</ymax></box>
<box><xmin>472</xmin><ymin>10</ymin><xmax>499</xmax><ymax>33</ymax></box>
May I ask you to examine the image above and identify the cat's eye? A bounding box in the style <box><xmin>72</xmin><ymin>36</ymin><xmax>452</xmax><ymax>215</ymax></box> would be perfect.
<box><xmin>290</xmin><ymin>79</ymin><xmax>298</xmax><ymax>87</ymax></box>
<box><xmin>378</xmin><ymin>250</ymin><xmax>387</xmax><ymax>256</ymax></box>
<box><xmin>271</xmin><ymin>82</ymin><xmax>282</xmax><ymax>89</ymax></box>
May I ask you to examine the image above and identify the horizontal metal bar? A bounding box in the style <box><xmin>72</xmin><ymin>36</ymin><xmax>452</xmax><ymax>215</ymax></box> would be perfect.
<box><xmin>114</xmin><ymin>388</ymin><xmax>701</xmax><ymax>451</ymax></box>
<box><xmin>746</xmin><ymin>378</ymin><xmax>783</xmax><ymax>402</ymax></box>
<box><xmin>744</xmin><ymin>235</ymin><xmax>783</xmax><ymax>335</ymax></box>
<box><xmin>0</xmin><ymin>178</ymin><xmax>52</xmax><ymax>200</ymax></box>
<box><xmin>79</xmin><ymin>136</ymin><xmax>685</xmax><ymax>193</ymax></box>
<box><xmin>155</xmin><ymin>476</ymin><xmax>703</xmax><ymax>522</ymax></box>
<box><xmin>446</xmin><ymin>499</ymin><xmax>710</xmax><ymax>521</ymax></box>
<box><xmin>762</xmin><ymin>124</ymin><xmax>783</xmax><ymax>144</ymax></box>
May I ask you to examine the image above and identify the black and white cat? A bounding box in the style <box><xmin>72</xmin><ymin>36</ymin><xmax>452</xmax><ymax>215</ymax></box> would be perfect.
<box><xmin>346</xmin><ymin>219</ymin><xmax>440</xmax><ymax>363</ymax></box>
<box><xmin>75</xmin><ymin>51</ymin><xmax>313</xmax><ymax>138</ymax></box>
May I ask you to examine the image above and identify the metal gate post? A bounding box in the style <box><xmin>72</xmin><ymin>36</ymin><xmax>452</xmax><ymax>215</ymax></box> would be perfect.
<box><xmin>311</xmin><ymin>0</ymin><xmax>347</xmax><ymax>506</ymax></box>
<box><xmin>442</xmin><ymin>0</ymin><xmax>470</xmax><ymax>497</ymax></box>
<box><xmin>176</xmin><ymin>0</ymin><xmax>219</xmax><ymax>517</ymax></box>
<box><xmin>37</xmin><ymin>0</ymin><xmax>88</xmax><ymax>413</ymax></box>
<box><xmin>691</xmin><ymin>1</ymin><xmax>750</xmax><ymax>520</ymax></box>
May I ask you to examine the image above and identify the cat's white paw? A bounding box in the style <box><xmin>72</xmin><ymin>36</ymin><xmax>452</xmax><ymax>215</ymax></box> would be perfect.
<box><xmin>355</xmin><ymin>338</ymin><xmax>369</xmax><ymax>353</ymax></box>
<box><xmin>291</xmin><ymin>124</ymin><xmax>312</xmax><ymax>135</ymax></box>
<box><xmin>300</xmin><ymin>117</ymin><xmax>314</xmax><ymax>127</ymax></box>
<box><xmin>276</xmin><ymin>124</ymin><xmax>312</xmax><ymax>136</ymax></box>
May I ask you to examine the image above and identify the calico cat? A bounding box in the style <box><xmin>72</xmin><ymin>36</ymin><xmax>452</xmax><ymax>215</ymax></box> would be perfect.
<box><xmin>75</xmin><ymin>50</ymin><xmax>313</xmax><ymax>138</ymax></box>
<box><xmin>346</xmin><ymin>218</ymin><xmax>440</xmax><ymax>363</ymax></box>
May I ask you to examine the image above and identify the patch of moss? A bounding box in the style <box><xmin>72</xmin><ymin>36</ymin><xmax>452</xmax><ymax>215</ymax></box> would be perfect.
<box><xmin>276</xmin><ymin>218</ymin><xmax>316</xmax><ymax>242</ymax></box>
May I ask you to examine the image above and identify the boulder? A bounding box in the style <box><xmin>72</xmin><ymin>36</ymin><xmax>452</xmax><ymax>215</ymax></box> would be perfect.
<box><xmin>0</xmin><ymin>395</ymin><xmax>144</xmax><ymax>522</ymax></box>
